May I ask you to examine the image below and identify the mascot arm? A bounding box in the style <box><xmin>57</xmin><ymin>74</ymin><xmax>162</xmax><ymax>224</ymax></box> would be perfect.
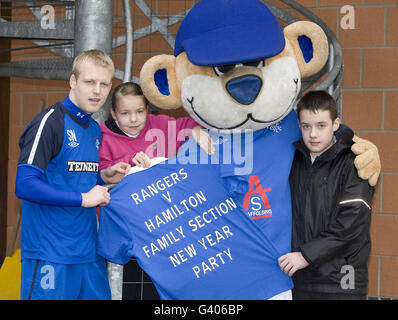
<box><xmin>352</xmin><ymin>135</ymin><xmax>381</xmax><ymax>187</ymax></box>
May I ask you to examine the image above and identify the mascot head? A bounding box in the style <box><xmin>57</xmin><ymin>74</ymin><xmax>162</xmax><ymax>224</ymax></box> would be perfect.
<box><xmin>140</xmin><ymin>0</ymin><xmax>329</xmax><ymax>132</ymax></box>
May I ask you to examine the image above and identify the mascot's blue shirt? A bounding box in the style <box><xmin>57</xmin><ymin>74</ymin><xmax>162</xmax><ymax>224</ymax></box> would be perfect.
<box><xmin>218</xmin><ymin>110</ymin><xmax>300</xmax><ymax>256</ymax></box>
<box><xmin>97</xmin><ymin>110</ymin><xmax>299</xmax><ymax>299</ymax></box>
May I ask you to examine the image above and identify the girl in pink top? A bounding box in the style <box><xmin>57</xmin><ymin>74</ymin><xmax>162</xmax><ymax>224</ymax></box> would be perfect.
<box><xmin>98</xmin><ymin>82</ymin><xmax>214</xmax><ymax>299</ymax></box>
<box><xmin>99</xmin><ymin>82</ymin><xmax>213</xmax><ymax>170</ymax></box>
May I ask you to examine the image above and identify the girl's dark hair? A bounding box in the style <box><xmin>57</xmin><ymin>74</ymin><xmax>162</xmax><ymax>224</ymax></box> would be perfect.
<box><xmin>111</xmin><ymin>82</ymin><xmax>148</xmax><ymax>111</ymax></box>
<box><xmin>297</xmin><ymin>90</ymin><xmax>338</xmax><ymax>121</ymax></box>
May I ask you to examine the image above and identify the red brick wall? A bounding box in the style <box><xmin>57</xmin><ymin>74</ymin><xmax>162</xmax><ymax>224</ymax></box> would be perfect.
<box><xmin>6</xmin><ymin>0</ymin><xmax>398</xmax><ymax>298</ymax></box>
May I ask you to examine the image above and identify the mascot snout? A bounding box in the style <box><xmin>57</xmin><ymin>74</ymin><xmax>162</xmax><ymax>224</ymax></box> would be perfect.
<box><xmin>226</xmin><ymin>74</ymin><xmax>263</xmax><ymax>105</ymax></box>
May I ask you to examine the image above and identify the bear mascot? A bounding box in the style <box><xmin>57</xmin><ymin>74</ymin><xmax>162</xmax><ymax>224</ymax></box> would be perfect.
<box><xmin>97</xmin><ymin>0</ymin><xmax>380</xmax><ymax>300</ymax></box>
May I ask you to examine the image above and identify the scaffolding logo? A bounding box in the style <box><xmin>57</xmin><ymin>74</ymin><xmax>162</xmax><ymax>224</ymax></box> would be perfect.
<box><xmin>41</xmin><ymin>5</ymin><xmax>55</xmax><ymax>30</ymax></box>
<box><xmin>242</xmin><ymin>176</ymin><xmax>273</xmax><ymax>220</ymax></box>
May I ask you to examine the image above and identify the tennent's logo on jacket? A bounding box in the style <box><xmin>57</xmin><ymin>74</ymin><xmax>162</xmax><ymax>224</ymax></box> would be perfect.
<box><xmin>67</xmin><ymin>160</ymin><xmax>99</xmax><ymax>172</ymax></box>
<box><xmin>243</xmin><ymin>176</ymin><xmax>273</xmax><ymax>220</ymax></box>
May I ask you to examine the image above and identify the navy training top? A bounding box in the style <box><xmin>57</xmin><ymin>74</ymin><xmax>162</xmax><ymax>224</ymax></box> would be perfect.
<box><xmin>17</xmin><ymin>97</ymin><xmax>102</xmax><ymax>263</ymax></box>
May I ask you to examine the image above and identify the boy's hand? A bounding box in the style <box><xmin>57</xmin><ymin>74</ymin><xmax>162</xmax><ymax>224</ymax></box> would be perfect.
<box><xmin>278</xmin><ymin>252</ymin><xmax>309</xmax><ymax>277</ymax></box>
<box><xmin>81</xmin><ymin>185</ymin><xmax>110</xmax><ymax>208</ymax></box>
<box><xmin>100</xmin><ymin>162</ymin><xmax>131</xmax><ymax>184</ymax></box>
<box><xmin>132</xmin><ymin>152</ymin><xmax>151</xmax><ymax>168</ymax></box>
<box><xmin>192</xmin><ymin>125</ymin><xmax>215</xmax><ymax>155</ymax></box>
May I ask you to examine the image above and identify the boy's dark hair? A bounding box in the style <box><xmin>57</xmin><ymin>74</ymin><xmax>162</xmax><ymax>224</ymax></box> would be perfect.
<box><xmin>111</xmin><ymin>82</ymin><xmax>148</xmax><ymax>111</ymax></box>
<box><xmin>296</xmin><ymin>90</ymin><xmax>338</xmax><ymax>121</ymax></box>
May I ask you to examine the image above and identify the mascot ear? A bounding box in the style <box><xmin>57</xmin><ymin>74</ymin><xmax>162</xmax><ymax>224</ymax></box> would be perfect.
<box><xmin>140</xmin><ymin>54</ymin><xmax>182</xmax><ymax>109</ymax></box>
<box><xmin>284</xmin><ymin>21</ymin><xmax>329</xmax><ymax>79</ymax></box>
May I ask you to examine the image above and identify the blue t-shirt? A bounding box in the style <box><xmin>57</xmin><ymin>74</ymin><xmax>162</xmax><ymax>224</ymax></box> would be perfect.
<box><xmin>18</xmin><ymin>98</ymin><xmax>101</xmax><ymax>264</ymax></box>
<box><xmin>97</xmin><ymin>110</ymin><xmax>299</xmax><ymax>299</ymax></box>
<box><xmin>97</xmin><ymin>161</ymin><xmax>291</xmax><ymax>300</ymax></box>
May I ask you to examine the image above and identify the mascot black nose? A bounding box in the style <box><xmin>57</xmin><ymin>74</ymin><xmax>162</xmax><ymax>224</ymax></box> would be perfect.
<box><xmin>226</xmin><ymin>75</ymin><xmax>262</xmax><ymax>105</ymax></box>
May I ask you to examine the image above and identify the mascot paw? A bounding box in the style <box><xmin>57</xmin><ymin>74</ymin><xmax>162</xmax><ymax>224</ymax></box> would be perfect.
<box><xmin>352</xmin><ymin>135</ymin><xmax>381</xmax><ymax>187</ymax></box>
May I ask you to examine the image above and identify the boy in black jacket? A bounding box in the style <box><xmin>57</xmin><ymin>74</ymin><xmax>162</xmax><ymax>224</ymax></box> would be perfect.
<box><xmin>278</xmin><ymin>91</ymin><xmax>374</xmax><ymax>300</ymax></box>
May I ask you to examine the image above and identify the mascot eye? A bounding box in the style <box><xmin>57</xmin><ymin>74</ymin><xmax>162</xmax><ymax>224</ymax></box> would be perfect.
<box><xmin>242</xmin><ymin>60</ymin><xmax>264</xmax><ymax>68</ymax></box>
<box><xmin>213</xmin><ymin>64</ymin><xmax>236</xmax><ymax>76</ymax></box>
<box><xmin>213</xmin><ymin>60</ymin><xmax>265</xmax><ymax>76</ymax></box>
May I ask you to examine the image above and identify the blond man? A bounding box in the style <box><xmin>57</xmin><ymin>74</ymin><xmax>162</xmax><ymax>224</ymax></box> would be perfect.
<box><xmin>16</xmin><ymin>50</ymin><xmax>130</xmax><ymax>300</ymax></box>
